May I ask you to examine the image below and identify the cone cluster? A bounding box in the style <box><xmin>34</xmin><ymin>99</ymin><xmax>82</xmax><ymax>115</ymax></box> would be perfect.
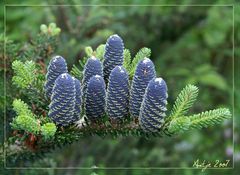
<box><xmin>45</xmin><ymin>34</ymin><xmax>168</xmax><ymax>132</ymax></box>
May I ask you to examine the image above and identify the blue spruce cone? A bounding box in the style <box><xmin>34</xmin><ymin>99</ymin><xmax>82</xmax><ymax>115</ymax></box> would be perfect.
<box><xmin>85</xmin><ymin>75</ymin><xmax>106</xmax><ymax>121</ymax></box>
<box><xmin>129</xmin><ymin>58</ymin><xmax>156</xmax><ymax>118</ymax></box>
<box><xmin>106</xmin><ymin>66</ymin><xmax>129</xmax><ymax>119</ymax></box>
<box><xmin>48</xmin><ymin>73</ymin><xmax>76</xmax><ymax>126</ymax></box>
<box><xmin>44</xmin><ymin>56</ymin><xmax>68</xmax><ymax>99</ymax></box>
<box><xmin>139</xmin><ymin>78</ymin><xmax>168</xmax><ymax>132</ymax></box>
<box><xmin>73</xmin><ymin>78</ymin><xmax>82</xmax><ymax>121</ymax></box>
<box><xmin>103</xmin><ymin>34</ymin><xmax>124</xmax><ymax>81</ymax></box>
<box><xmin>82</xmin><ymin>57</ymin><xmax>103</xmax><ymax>100</ymax></box>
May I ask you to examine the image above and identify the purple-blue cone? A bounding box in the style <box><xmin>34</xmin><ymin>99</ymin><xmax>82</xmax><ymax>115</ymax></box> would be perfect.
<box><xmin>48</xmin><ymin>73</ymin><xmax>76</xmax><ymax>126</ymax></box>
<box><xmin>103</xmin><ymin>34</ymin><xmax>124</xmax><ymax>81</ymax></box>
<box><xmin>106</xmin><ymin>66</ymin><xmax>129</xmax><ymax>119</ymax></box>
<box><xmin>129</xmin><ymin>58</ymin><xmax>156</xmax><ymax>118</ymax></box>
<box><xmin>44</xmin><ymin>56</ymin><xmax>68</xmax><ymax>99</ymax></box>
<box><xmin>82</xmin><ymin>57</ymin><xmax>103</xmax><ymax>100</ymax></box>
<box><xmin>73</xmin><ymin>78</ymin><xmax>82</xmax><ymax>121</ymax></box>
<box><xmin>139</xmin><ymin>78</ymin><xmax>168</xmax><ymax>132</ymax></box>
<box><xmin>85</xmin><ymin>75</ymin><xmax>106</xmax><ymax>120</ymax></box>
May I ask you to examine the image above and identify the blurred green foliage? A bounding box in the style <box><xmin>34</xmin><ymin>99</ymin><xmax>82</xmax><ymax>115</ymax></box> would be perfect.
<box><xmin>1</xmin><ymin>0</ymin><xmax>240</xmax><ymax>174</ymax></box>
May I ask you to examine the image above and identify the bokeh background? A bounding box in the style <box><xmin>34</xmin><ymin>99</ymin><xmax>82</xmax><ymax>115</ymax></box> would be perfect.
<box><xmin>1</xmin><ymin>0</ymin><xmax>240</xmax><ymax>174</ymax></box>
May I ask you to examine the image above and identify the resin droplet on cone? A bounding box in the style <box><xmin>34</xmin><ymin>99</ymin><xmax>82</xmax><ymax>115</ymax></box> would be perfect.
<box><xmin>139</xmin><ymin>78</ymin><xmax>168</xmax><ymax>132</ymax></box>
<box><xmin>103</xmin><ymin>34</ymin><xmax>124</xmax><ymax>81</ymax></box>
<box><xmin>48</xmin><ymin>73</ymin><xmax>76</xmax><ymax>126</ymax></box>
<box><xmin>129</xmin><ymin>57</ymin><xmax>156</xmax><ymax>118</ymax></box>
<box><xmin>85</xmin><ymin>75</ymin><xmax>106</xmax><ymax>121</ymax></box>
<box><xmin>44</xmin><ymin>56</ymin><xmax>68</xmax><ymax>99</ymax></box>
<box><xmin>106</xmin><ymin>66</ymin><xmax>129</xmax><ymax>120</ymax></box>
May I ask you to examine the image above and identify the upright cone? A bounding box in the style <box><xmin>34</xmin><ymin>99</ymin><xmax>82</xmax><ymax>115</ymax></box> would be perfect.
<box><xmin>106</xmin><ymin>66</ymin><xmax>129</xmax><ymax>120</ymax></box>
<box><xmin>139</xmin><ymin>78</ymin><xmax>168</xmax><ymax>132</ymax></box>
<box><xmin>82</xmin><ymin>56</ymin><xmax>103</xmax><ymax>100</ymax></box>
<box><xmin>85</xmin><ymin>75</ymin><xmax>106</xmax><ymax>121</ymax></box>
<box><xmin>129</xmin><ymin>58</ymin><xmax>156</xmax><ymax>118</ymax></box>
<box><xmin>48</xmin><ymin>73</ymin><xmax>76</xmax><ymax>126</ymax></box>
<box><xmin>44</xmin><ymin>56</ymin><xmax>68</xmax><ymax>99</ymax></box>
<box><xmin>103</xmin><ymin>34</ymin><xmax>124</xmax><ymax>81</ymax></box>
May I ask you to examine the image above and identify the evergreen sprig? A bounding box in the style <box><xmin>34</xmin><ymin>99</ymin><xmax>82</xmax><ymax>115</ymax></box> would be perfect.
<box><xmin>11</xmin><ymin>99</ymin><xmax>40</xmax><ymax>134</ymax></box>
<box><xmin>11</xmin><ymin>59</ymin><xmax>47</xmax><ymax>111</ymax></box>
<box><xmin>123</xmin><ymin>49</ymin><xmax>131</xmax><ymax>72</ymax></box>
<box><xmin>169</xmin><ymin>85</ymin><xmax>199</xmax><ymax>119</ymax></box>
<box><xmin>188</xmin><ymin>108</ymin><xmax>231</xmax><ymax>129</ymax></box>
<box><xmin>168</xmin><ymin>108</ymin><xmax>231</xmax><ymax>134</ymax></box>
<box><xmin>12</xmin><ymin>60</ymin><xmax>36</xmax><ymax>89</ymax></box>
<box><xmin>168</xmin><ymin>116</ymin><xmax>191</xmax><ymax>133</ymax></box>
<box><xmin>41</xmin><ymin>123</ymin><xmax>57</xmax><ymax>140</ymax></box>
<box><xmin>11</xmin><ymin>99</ymin><xmax>57</xmax><ymax>137</ymax></box>
<box><xmin>12</xmin><ymin>99</ymin><xmax>33</xmax><ymax>117</ymax></box>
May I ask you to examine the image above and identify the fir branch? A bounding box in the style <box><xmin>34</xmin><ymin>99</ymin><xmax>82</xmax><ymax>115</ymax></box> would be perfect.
<box><xmin>12</xmin><ymin>99</ymin><xmax>33</xmax><ymax>117</ymax></box>
<box><xmin>70</xmin><ymin>64</ymin><xmax>83</xmax><ymax>78</ymax></box>
<box><xmin>169</xmin><ymin>85</ymin><xmax>199</xmax><ymax>119</ymax></box>
<box><xmin>70</xmin><ymin>57</ymin><xmax>88</xmax><ymax>79</ymax></box>
<box><xmin>41</xmin><ymin>123</ymin><xmax>57</xmax><ymax>140</ymax></box>
<box><xmin>17</xmin><ymin>23</ymin><xmax>61</xmax><ymax>62</ymax></box>
<box><xmin>5</xmin><ymin>108</ymin><xmax>231</xmax><ymax>165</ymax></box>
<box><xmin>12</xmin><ymin>60</ymin><xmax>47</xmax><ymax>112</ymax></box>
<box><xmin>12</xmin><ymin>60</ymin><xmax>36</xmax><ymax>89</ymax></box>
<box><xmin>168</xmin><ymin>116</ymin><xmax>191</xmax><ymax>134</ymax></box>
<box><xmin>12</xmin><ymin>115</ymin><xmax>40</xmax><ymax>134</ymax></box>
<box><xmin>188</xmin><ymin>108</ymin><xmax>231</xmax><ymax>129</ymax></box>
<box><xmin>4</xmin><ymin>121</ymin><xmax>167</xmax><ymax>166</ymax></box>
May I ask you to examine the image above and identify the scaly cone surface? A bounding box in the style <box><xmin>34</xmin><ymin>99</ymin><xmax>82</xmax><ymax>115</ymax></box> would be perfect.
<box><xmin>106</xmin><ymin>66</ymin><xmax>129</xmax><ymax>120</ymax></box>
<box><xmin>139</xmin><ymin>78</ymin><xmax>168</xmax><ymax>132</ymax></box>
<box><xmin>48</xmin><ymin>73</ymin><xmax>76</xmax><ymax>126</ymax></box>
<box><xmin>44</xmin><ymin>56</ymin><xmax>68</xmax><ymax>99</ymax></box>
<box><xmin>85</xmin><ymin>75</ymin><xmax>106</xmax><ymax>121</ymax></box>
<box><xmin>129</xmin><ymin>57</ymin><xmax>156</xmax><ymax>118</ymax></box>
<box><xmin>103</xmin><ymin>34</ymin><xmax>124</xmax><ymax>81</ymax></box>
<box><xmin>82</xmin><ymin>56</ymin><xmax>103</xmax><ymax>100</ymax></box>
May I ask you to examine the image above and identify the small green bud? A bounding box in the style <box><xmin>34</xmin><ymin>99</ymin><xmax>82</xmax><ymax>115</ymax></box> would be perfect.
<box><xmin>41</xmin><ymin>122</ymin><xmax>57</xmax><ymax>140</ymax></box>
<box><xmin>52</xmin><ymin>28</ymin><xmax>61</xmax><ymax>36</ymax></box>
<box><xmin>49</xmin><ymin>22</ymin><xmax>56</xmax><ymax>30</ymax></box>
<box><xmin>40</xmin><ymin>24</ymin><xmax>48</xmax><ymax>33</ymax></box>
<box><xmin>85</xmin><ymin>46</ymin><xmax>93</xmax><ymax>57</ymax></box>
